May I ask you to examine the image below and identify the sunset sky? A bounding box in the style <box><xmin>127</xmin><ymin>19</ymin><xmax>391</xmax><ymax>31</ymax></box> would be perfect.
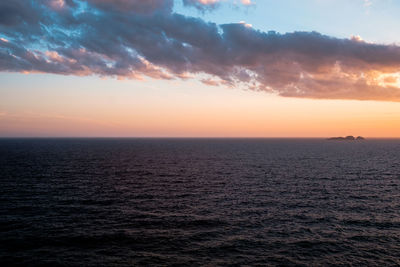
<box><xmin>1</xmin><ymin>0</ymin><xmax>400</xmax><ymax>137</ymax></box>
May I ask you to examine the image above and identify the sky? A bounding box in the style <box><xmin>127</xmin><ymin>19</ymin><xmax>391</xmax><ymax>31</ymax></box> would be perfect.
<box><xmin>1</xmin><ymin>0</ymin><xmax>400</xmax><ymax>137</ymax></box>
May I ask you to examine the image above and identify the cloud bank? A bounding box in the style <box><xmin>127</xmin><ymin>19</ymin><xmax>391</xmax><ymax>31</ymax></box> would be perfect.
<box><xmin>1</xmin><ymin>0</ymin><xmax>400</xmax><ymax>101</ymax></box>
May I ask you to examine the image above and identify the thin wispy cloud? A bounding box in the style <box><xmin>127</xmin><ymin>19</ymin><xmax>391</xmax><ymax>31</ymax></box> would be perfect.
<box><xmin>363</xmin><ymin>0</ymin><xmax>372</xmax><ymax>8</ymax></box>
<box><xmin>1</xmin><ymin>0</ymin><xmax>400</xmax><ymax>101</ymax></box>
<box><xmin>183</xmin><ymin>0</ymin><xmax>253</xmax><ymax>10</ymax></box>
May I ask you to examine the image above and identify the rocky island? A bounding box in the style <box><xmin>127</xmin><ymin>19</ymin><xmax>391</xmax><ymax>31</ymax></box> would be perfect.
<box><xmin>327</xmin><ymin>136</ymin><xmax>365</xmax><ymax>141</ymax></box>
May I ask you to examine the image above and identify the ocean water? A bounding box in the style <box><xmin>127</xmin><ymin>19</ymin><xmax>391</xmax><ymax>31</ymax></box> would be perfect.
<box><xmin>0</xmin><ymin>138</ymin><xmax>400</xmax><ymax>266</ymax></box>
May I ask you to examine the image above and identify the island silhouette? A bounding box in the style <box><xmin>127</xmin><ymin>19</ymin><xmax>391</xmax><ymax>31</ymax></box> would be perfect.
<box><xmin>327</xmin><ymin>136</ymin><xmax>365</xmax><ymax>141</ymax></box>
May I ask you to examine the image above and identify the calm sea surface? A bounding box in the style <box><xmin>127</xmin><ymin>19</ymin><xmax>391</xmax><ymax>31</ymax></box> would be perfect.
<box><xmin>0</xmin><ymin>138</ymin><xmax>400</xmax><ymax>266</ymax></box>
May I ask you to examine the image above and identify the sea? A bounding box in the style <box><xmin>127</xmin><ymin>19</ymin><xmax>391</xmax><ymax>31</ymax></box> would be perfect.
<box><xmin>0</xmin><ymin>138</ymin><xmax>399</xmax><ymax>266</ymax></box>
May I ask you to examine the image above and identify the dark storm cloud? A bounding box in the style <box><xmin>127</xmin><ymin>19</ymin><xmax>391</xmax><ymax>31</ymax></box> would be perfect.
<box><xmin>1</xmin><ymin>0</ymin><xmax>400</xmax><ymax>101</ymax></box>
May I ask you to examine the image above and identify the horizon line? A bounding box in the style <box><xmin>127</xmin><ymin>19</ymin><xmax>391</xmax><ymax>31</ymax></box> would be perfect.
<box><xmin>0</xmin><ymin>136</ymin><xmax>399</xmax><ymax>139</ymax></box>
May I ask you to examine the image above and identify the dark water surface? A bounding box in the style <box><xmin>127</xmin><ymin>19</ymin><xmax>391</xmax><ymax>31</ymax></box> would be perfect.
<box><xmin>1</xmin><ymin>138</ymin><xmax>400</xmax><ymax>266</ymax></box>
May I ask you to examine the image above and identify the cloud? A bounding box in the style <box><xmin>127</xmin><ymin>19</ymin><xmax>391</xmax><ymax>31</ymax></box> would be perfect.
<box><xmin>241</xmin><ymin>0</ymin><xmax>253</xmax><ymax>5</ymax></box>
<box><xmin>183</xmin><ymin>0</ymin><xmax>254</xmax><ymax>11</ymax></box>
<box><xmin>201</xmin><ymin>78</ymin><xmax>221</xmax><ymax>86</ymax></box>
<box><xmin>182</xmin><ymin>0</ymin><xmax>221</xmax><ymax>11</ymax></box>
<box><xmin>363</xmin><ymin>0</ymin><xmax>372</xmax><ymax>7</ymax></box>
<box><xmin>1</xmin><ymin>0</ymin><xmax>400</xmax><ymax>101</ymax></box>
<box><xmin>86</xmin><ymin>0</ymin><xmax>173</xmax><ymax>14</ymax></box>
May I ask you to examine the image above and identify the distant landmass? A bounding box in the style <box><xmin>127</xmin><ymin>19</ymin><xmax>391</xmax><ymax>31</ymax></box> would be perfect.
<box><xmin>327</xmin><ymin>136</ymin><xmax>365</xmax><ymax>141</ymax></box>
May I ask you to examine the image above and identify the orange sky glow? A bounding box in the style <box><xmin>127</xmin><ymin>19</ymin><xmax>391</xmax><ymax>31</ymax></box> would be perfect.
<box><xmin>1</xmin><ymin>74</ymin><xmax>399</xmax><ymax>138</ymax></box>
